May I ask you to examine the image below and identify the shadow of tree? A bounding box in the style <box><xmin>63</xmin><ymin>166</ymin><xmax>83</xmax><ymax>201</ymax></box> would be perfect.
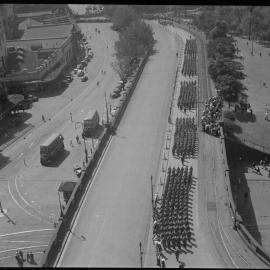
<box><xmin>224</xmin><ymin>118</ymin><xmax>243</xmax><ymax>134</ymax></box>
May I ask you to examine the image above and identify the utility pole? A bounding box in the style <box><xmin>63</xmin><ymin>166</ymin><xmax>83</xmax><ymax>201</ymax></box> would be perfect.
<box><xmin>104</xmin><ymin>92</ymin><xmax>109</xmax><ymax>126</ymax></box>
<box><xmin>151</xmin><ymin>175</ymin><xmax>154</xmax><ymax>219</ymax></box>
<box><xmin>248</xmin><ymin>7</ymin><xmax>253</xmax><ymax>41</ymax></box>
<box><xmin>139</xmin><ymin>241</ymin><xmax>143</xmax><ymax>268</ymax></box>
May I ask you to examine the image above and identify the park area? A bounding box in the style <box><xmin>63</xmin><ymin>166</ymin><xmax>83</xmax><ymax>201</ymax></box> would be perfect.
<box><xmin>224</xmin><ymin>35</ymin><xmax>270</xmax><ymax>151</ymax></box>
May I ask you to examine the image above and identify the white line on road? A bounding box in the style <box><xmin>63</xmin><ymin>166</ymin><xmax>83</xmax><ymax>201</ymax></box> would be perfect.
<box><xmin>14</xmin><ymin>176</ymin><xmax>51</xmax><ymax>224</ymax></box>
<box><xmin>1</xmin><ymin>240</ymin><xmax>48</xmax><ymax>244</ymax></box>
<box><xmin>8</xmin><ymin>179</ymin><xmax>51</xmax><ymax>225</ymax></box>
<box><xmin>0</xmin><ymin>228</ymin><xmax>54</xmax><ymax>238</ymax></box>
<box><xmin>18</xmin><ymin>153</ymin><xmax>23</xmax><ymax>159</ymax></box>
<box><xmin>0</xmin><ymin>244</ymin><xmax>48</xmax><ymax>254</ymax></box>
<box><xmin>29</xmin><ymin>142</ymin><xmax>34</xmax><ymax>148</ymax></box>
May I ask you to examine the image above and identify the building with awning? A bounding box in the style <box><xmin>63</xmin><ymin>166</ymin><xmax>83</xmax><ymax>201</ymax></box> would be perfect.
<box><xmin>58</xmin><ymin>181</ymin><xmax>77</xmax><ymax>205</ymax></box>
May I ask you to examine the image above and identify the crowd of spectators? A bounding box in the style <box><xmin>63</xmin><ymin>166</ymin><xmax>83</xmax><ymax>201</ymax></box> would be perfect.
<box><xmin>201</xmin><ymin>96</ymin><xmax>222</xmax><ymax>137</ymax></box>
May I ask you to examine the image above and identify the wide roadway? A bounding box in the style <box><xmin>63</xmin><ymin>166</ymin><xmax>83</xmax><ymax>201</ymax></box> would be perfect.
<box><xmin>57</xmin><ymin>22</ymin><xmax>178</xmax><ymax>267</ymax></box>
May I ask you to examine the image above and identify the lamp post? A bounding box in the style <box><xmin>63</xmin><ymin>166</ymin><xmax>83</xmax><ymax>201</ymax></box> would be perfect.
<box><xmin>57</xmin><ymin>191</ymin><xmax>64</xmax><ymax>218</ymax></box>
<box><xmin>139</xmin><ymin>241</ymin><xmax>143</xmax><ymax>268</ymax></box>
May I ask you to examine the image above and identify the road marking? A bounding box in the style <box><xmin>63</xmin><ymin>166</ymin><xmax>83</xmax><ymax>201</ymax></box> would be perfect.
<box><xmin>0</xmin><ymin>228</ymin><xmax>54</xmax><ymax>238</ymax></box>
<box><xmin>1</xmin><ymin>240</ymin><xmax>48</xmax><ymax>244</ymax></box>
<box><xmin>0</xmin><ymin>244</ymin><xmax>48</xmax><ymax>254</ymax></box>
<box><xmin>29</xmin><ymin>142</ymin><xmax>34</xmax><ymax>148</ymax></box>
<box><xmin>18</xmin><ymin>153</ymin><xmax>23</xmax><ymax>158</ymax></box>
<box><xmin>8</xmin><ymin>179</ymin><xmax>51</xmax><ymax>225</ymax></box>
<box><xmin>15</xmin><ymin>176</ymin><xmax>50</xmax><ymax>224</ymax></box>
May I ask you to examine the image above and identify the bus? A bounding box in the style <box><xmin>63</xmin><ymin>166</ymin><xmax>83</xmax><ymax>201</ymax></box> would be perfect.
<box><xmin>40</xmin><ymin>133</ymin><xmax>64</xmax><ymax>166</ymax></box>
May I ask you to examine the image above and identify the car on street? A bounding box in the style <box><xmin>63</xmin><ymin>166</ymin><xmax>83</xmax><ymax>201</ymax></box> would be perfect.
<box><xmin>110</xmin><ymin>91</ymin><xmax>121</xmax><ymax>99</ymax></box>
<box><xmin>73</xmin><ymin>68</ymin><xmax>78</xmax><ymax>74</ymax></box>
<box><xmin>61</xmin><ymin>80</ymin><xmax>70</xmax><ymax>86</ymax></box>
<box><xmin>65</xmin><ymin>75</ymin><xmax>73</xmax><ymax>82</ymax></box>
<box><xmin>81</xmin><ymin>75</ymin><xmax>88</xmax><ymax>82</ymax></box>
<box><xmin>24</xmin><ymin>93</ymin><xmax>39</xmax><ymax>102</ymax></box>
<box><xmin>110</xmin><ymin>106</ymin><xmax>119</xmax><ymax>116</ymax></box>
<box><xmin>77</xmin><ymin>64</ymin><xmax>84</xmax><ymax>69</ymax></box>
<box><xmin>77</xmin><ymin>70</ymin><xmax>84</xmax><ymax>77</ymax></box>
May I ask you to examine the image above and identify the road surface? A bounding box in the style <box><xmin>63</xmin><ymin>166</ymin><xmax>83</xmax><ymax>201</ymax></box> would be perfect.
<box><xmin>57</xmin><ymin>21</ymin><xmax>178</xmax><ymax>267</ymax></box>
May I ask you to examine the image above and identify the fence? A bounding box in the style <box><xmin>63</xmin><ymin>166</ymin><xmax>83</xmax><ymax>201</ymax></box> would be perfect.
<box><xmin>39</xmin><ymin>48</ymin><xmax>151</xmax><ymax>267</ymax></box>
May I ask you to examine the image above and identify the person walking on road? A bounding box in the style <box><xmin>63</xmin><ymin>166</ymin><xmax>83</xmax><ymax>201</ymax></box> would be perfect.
<box><xmin>70</xmin><ymin>112</ymin><xmax>73</xmax><ymax>122</ymax></box>
<box><xmin>265</xmin><ymin>111</ymin><xmax>268</xmax><ymax>121</ymax></box>
<box><xmin>42</xmin><ymin>114</ymin><xmax>45</xmax><ymax>122</ymax></box>
<box><xmin>76</xmin><ymin>135</ymin><xmax>80</xmax><ymax>144</ymax></box>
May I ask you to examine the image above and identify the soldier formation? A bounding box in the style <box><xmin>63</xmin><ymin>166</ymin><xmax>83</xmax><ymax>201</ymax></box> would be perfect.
<box><xmin>177</xmin><ymin>80</ymin><xmax>197</xmax><ymax>110</ymax></box>
<box><xmin>172</xmin><ymin>117</ymin><xmax>197</xmax><ymax>159</ymax></box>
<box><xmin>181</xmin><ymin>39</ymin><xmax>197</xmax><ymax>77</ymax></box>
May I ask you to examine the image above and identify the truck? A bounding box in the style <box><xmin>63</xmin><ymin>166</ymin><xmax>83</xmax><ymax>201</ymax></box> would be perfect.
<box><xmin>40</xmin><ymin>133</ymin><xmax>65</xmax><ymax>166</ymax></box>
<box><xmin>82</xmin><ymin>109</ymin><xmax>99</xmax><ymax>137</ymax></box>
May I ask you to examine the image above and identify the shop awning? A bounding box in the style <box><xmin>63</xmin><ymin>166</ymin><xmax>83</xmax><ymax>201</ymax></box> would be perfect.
<box><xmin>58</xmin><ymin>181</ymin><xmax>77</xmax><ymax>193</ymax></box>
<box><xmin>8</xmin><ymin>94</ymin><xmax>24</xmax><ymax>106</ymax></box>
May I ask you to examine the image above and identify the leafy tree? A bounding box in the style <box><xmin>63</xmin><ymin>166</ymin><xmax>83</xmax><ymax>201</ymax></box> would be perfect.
<box><xmin>111</xmin><ymin>6</ymin><xmax>139</xmax><ymax>31</ymax></box>
<box><xmin>215</xmin><ymin>74</ymin><xmax>244</xmax><ymax>102</ymax></box>
<box><xmin>209</xmin><ymin>20</ymin><xmax>228</xmax><ymax>39</ymax></box>
<box><xmin>111</xmin><ymin>58</ymin><xmax>133</xmax><ymax>83</ymax></box>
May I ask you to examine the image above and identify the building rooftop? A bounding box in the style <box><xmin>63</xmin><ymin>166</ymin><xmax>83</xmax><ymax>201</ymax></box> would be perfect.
<box><xmin>21</xmin><ymin>23</ymin><xmax>73</xmax><ymax>40</ymax></box>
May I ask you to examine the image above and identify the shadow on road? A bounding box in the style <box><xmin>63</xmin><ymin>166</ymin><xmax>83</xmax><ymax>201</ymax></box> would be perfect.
<box><xmin>48</xmin><ymin>149</ymin><xmax>70</xmax><ymax>168</ymax></box>
<box><xmin>225</xmin><ymin>139</ymin><xmax>263</xmax><ymax>245</ymax></box>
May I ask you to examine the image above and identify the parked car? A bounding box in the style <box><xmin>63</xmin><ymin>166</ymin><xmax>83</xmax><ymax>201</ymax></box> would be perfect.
<box><xmin>77</xmin><ymin>64</ymin><xmax>84</xmax><ymax>69</ymax></box>
<box><xmin>73</xmin><ymin>68</ymin><xmax>78</xmax><ymax>74</ymax></box>
<box><xmin>81</xmin><ymin>60</ymin><xmax>87</xmax><ymax>67</ymax></box>
<box><xmin>65</xmin><ymin>75</ymin><xmax>73</xmax><ymax>82</ymax></box>
<box><xmin>61</xmin><ymin>80</ymin><xmax>69</xmax><ymax>86</ymax></box>
<box><xmin>81</xmin><ymin>75</ymin><xmax>88</xmax><ymax>82</ymax></box>
<box><xmin>24</xmin><ymin>94</ymin><xmax>38</xmax><ymax>102</ymax></box>
<box><xmin>110</xmin><ymin>106</ymin><xmax>119</xmax><ymax>116</ymax></box>
<box><xmin>77</xmin><ymin>70</ymin><xmax>84</xmax><ymax>77</ymax></box>
<box><xmin>110</xmin><ymin>92</ymin><xmax>121</xmax><ymax>99</ymax></box>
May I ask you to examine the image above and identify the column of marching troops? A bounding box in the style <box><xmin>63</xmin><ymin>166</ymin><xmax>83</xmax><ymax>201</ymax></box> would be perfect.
<box><xmin>181</xmin><ymin>39</ymin><xmax>197</xmax><ymax>77</ymax></box>
<box><xmin>152</xmin><ymin>37</ymin><xmax>198</xmax><ymax>268</ymax></box>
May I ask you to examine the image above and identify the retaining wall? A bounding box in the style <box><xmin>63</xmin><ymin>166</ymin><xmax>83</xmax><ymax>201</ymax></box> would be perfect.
<box><xmin>39</xmin><ymin>48</ymin><xmax>151</xmax><ymax>267</ymax></box>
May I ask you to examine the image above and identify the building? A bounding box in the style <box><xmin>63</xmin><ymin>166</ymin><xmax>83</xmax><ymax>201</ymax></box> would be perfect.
<box><xmin>4</xmin><ymin>23</ymin><xmax>77</xmax><ymax>90</ymax></box>
<box><xmin>0</xmin><ymin>4</ymin><xmax>15</xmax><ymax>40</ymax></box>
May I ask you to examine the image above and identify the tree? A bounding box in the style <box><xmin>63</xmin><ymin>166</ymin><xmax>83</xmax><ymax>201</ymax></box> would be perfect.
<box><xmin>215</xmin><ymin>74</ymin><xmax>244</xmax><ymax>102</ymax></box>
<box><xmin>209</xmin><ymin>20</ymin><xmax>228</xmax><ymax>39</ymax></box>
<box><xmin>111</xmin><ymin>58</ymin><xmax>133</xmax><ymax>83</ymax></box>
<box><xmin>111</xmin><ymin>6</ymin><xmax>139</xmax><ymax>31</ymax></box>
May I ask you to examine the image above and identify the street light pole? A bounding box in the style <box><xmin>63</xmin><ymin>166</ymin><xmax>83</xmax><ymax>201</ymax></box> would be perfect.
<box><xmin>139</xmin><ymin>241</ymin><xmax>143</xmax><ymax>268</ymax></box>
<box><xmin>104</xmin><ymin>92</ymin><xmax>109</xmax><ymax>126</ymax></box>
<box><xmin>82</xmin><ymin>135</ymin><xmax>88</xmax><ymax>163</ymax></box>
<box><xmin>57</xmin><ymin>191</ymin><xmax>63</xmax><ymax>218</ymax></box>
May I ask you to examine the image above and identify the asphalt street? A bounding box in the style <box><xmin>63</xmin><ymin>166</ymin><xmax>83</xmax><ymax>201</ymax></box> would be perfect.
<box><xmin>57</xmin><ymin>21</ymin><xmax>178</xmax><ymax>267</ymax></box>
<box><xmin>0</xmin><ymin>22</ymin><xmax>120</xmax><ymax>266</ymax></box>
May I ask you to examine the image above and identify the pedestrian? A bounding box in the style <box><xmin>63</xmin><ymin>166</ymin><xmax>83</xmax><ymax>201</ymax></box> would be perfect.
<box><xmin>76</xmin><ymin>135</ymin><xmax>79</xmax><ymax>144</ymax></box>
<box><xmin>265</xmin><ymin>111</ymin><xmax>268</xmax><ymax>121</ymax></box>
<box><xmin>30</xmin><ymin>252</ymin><xmax>34</xmax><ymax>264</ymax></box>
<box><xmin>161</xmin><ymin>257</ymin><xmax>166</xmax><ymax>268</ymax></box>
<box><xmin>156</xmin><ymin>254</ymin><xmax>161</xmax><ymax>266</ymax></box>
<box><xmin>23</xmin><ymin>158</ymin><xmax>27</xmax><ymax>167</ymax></box>
<box><xmin>19</xmin><ymin>250</ymin><xmax>24</xmax><ymax>261</ymax></box>
<box><xmin>250</xmin><ymin>108</ymin><xmax>253</xmax><ymax>117</ymax></box>
<box><xmin>26</xmin><ymin>252</ymin><xmax>30</xmax><ymax>263</ymax></box>
<box><xmin>70</xmin><ymin>112</ymin><xmax>73</xmax><ymax>122</ymax></box>
<box><xmin>70</xmin><ymin>139</ymin><xmax>73</xmax><ymax>147</ymax></box>
<box><xmin>268</xmin><ymin>169</ymin><xmax>270</xmax><ymax>178</ymax></box>
<box><xmin>260</xmin><ymin>52</ymin><xmax>262</xmax><ymax>57</ymax></box>
<box><xmin>252</xmin><ymin>161</ymin><xmax>256</xmax><ymax>169</ymax></box>
<box><xmin>256</xmin><ymin>166</ymin><xmax>262</xmax><ymax>175</ymax></box>
<box><xmin>263</xmin><ymin>80</ymin><xmax>266</xmax><ymax>87</ymax></box>
<box><xmin>42</xmin><ymin>114</ymin><xmax>45</xmax><ymax>122</ymax></box>
<box><xmin>181</xmin><ymin>155</ymin><xmax>185</xmax><ymax>165</ymax></box>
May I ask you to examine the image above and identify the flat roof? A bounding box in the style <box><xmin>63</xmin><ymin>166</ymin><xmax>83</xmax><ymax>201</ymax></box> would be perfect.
<box><xmin>21</xmin><ymin>23</ymin><xmax>73</xmax><ymax>40</ymax></box>
<box><xmin>41</xmin><ymin>133</ymin><xmax>62</xmax><ymax>147</ymax></box>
